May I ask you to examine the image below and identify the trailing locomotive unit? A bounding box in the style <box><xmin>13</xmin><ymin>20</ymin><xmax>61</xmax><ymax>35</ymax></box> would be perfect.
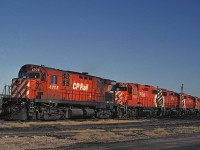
<box><xmin>179</xmin><ymin>93</ymin><xmax>197</xmax><ymax>115</ymax></box>
<box><xmin>2</xmin><ymin>64</ymin><xmax>116</xmax><ymax>120</ymax></box>
<box><xmin>115</xmin><ymin>82</ymin><xmax>160</xmax><ymax>117</ymax></box>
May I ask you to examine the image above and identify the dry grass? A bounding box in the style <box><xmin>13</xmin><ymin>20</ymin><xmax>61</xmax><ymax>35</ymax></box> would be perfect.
<box><xmin>0</xmin><ymin>119</ymin><xmax>149</xmax><ymax>129</ymax></box>
<box><xmin>142</xmin><ymin>126</ymin><xmax>200</xmax><ymax>138</ymax></box>
<box><xmin>0</xmin><ymin>119</ymin><xmax>200</xmax><ymax>149</ymax></box>
<box><xmin>173</xmin><ymin>126</ymin><xmax>200</xmax><ymax>134</ymax></box>
<box><xmin>72</xmin><ymin>129</ymin><xmax>125</xmax><ymax>142</ymax></box>
<box><xmin>112</xmin><ymin>128</ymin><xmax>144</xmax><ymax>136</ymax></box>
<box><xmin>143</xmin><ymin>128</ymin><xmax>171</xmax><ymax>137</ymax></box>
<box><xmin>0</xmin><ymin>136</ymin><xmax>75</xmax><ymax>150</ymax></box>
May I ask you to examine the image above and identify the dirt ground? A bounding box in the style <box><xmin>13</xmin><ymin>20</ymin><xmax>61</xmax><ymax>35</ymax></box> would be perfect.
<box><xmin>0</xmin><ymin>119</ymin><xmax>200</xmax><ymax>150</ymax></box>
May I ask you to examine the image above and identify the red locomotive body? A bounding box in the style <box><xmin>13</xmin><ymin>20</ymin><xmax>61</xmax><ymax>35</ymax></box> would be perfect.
<box><xmin>179</xmin><ymin>93</ymin><xmax>196</xmax><ymax>114</ymax></box>
<box><xmin>115</xmin><ymin>82</ymin><xmax>160</xmax><ymax>117</ymax></box>
<box><xmin>2</xmin><ymin>64</ymin><xmax>116</xmax><ymax>120</ymax></box>
<box><xmin>12</xmin><ymin>65</ymin><xmax>114</xmax><ymax>103</ymax></box>
<box><xmin>155</xmin><ymin>89</ymin><xmax>181</xmax><ymax>116</ymax></box>
<box><xmin>115</xmin><ymin>83</ymin><xmax>157</xmax><ymax>107</ymax></box>
<box><xmin>164</xmin><ymin>91</ymin><xmax>180</xmax><ymax>108</ymax></box>
<box><xmin>180</xmin><ymin>93</ymin><xmax>195</xmax><ymax>109</ymax></box>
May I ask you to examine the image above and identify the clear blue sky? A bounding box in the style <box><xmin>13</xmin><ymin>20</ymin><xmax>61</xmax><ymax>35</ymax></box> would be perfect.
<box><xmin>0</xmin><ymin>0</ymin><xmax>200</xmax><ymax>96</ymax></box>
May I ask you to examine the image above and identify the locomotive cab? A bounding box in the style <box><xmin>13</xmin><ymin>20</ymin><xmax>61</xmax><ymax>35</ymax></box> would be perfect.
<box><xmin>115</xmin><ymin>83</ymin><xmax>134</xmax><ymax>106</ymax></box>
<box><xmin>11</xmin><ymin>65</ymin><xmax>44</xmax><ymax>99</ymax></box>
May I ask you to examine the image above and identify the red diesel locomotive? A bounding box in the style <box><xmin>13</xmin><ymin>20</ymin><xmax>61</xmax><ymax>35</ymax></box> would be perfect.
<box><xmin>2</xmin><ymin>64</ymin><xmax>116</xmax><ymax>120</ymax></box>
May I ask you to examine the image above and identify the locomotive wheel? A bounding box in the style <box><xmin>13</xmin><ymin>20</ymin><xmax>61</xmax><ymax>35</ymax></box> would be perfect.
<box><xmin>10</xmin><ymin>108</ymin><xmax>28</xmax><ymax>121</ymax></box>
<box><xmin>117</xmin><ymin>108</ymin><xmax>123</xmax><ymax>118</ymax></box>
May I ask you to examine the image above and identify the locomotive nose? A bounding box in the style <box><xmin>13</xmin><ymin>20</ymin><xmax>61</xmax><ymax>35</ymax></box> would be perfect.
<box><xmin>11</xmin><ymin>78</ymin><xmax>33</xmax><ymax>98</ymax></box>
<box><xmin>115</xmin><ymin>91</ymin><xmax>125</xmax><ymax>106</ymax></box>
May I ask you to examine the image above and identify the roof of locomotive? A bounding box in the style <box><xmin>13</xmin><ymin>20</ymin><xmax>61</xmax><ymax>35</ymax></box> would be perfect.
<box><xmin>20</xmin><ymin>64</ymin><xmax>116</xmax><ymax>82</ymax></box>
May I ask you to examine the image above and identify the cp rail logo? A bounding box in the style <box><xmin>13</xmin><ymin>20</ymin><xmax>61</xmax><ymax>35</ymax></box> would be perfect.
<box><xmin>155</xmin><ymin>90</ymin><xmax>164</xmax><ymax>107</ymax></box>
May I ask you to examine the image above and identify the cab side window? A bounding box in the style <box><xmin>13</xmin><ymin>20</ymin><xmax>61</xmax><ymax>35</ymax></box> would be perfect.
<box><xmin>51</xmin><ymin>75</ymin><xmax>57</xmax><ymax>84</ymax></box>
<box><xmin>133</xmin><ymin>89</ymin><xmax>137</xmax><ymax>95</ymax></box>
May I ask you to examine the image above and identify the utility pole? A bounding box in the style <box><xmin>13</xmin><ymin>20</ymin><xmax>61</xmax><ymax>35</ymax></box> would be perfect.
<box><xmin>181</xmin><ymin>84</ymin><xmax>184</xmax><ymax>93</ymax></box>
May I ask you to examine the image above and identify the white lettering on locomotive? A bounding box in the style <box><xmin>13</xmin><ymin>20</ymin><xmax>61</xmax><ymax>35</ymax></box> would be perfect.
<box><xmin>49</xmin><ymin>85</ymin><xmax>59</xmax><ymax>90</ymax></box>
<box><xmin>31</xmin><ymin>66</ymin><xmax>40</xmax><ymax>72</ymax></box>
<box><xmin>139</xmin><ymin>92</ymin><xmax>146</xmax><ymax>97</ymax></box>
<box><xmin>171</xmin><ymin>97</ymin><xmax>174</xmax><ymax>101</ymax></box>
<box><xmin>73</xmin><ymin>83</ymin><xmax>88</xmax><ymax>91</ymax></box>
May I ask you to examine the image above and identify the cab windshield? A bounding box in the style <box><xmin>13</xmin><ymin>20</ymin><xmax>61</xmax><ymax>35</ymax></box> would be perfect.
<box><xmin>116</xmin><ymin>87</ymin><xmax>127</xmax><ymax>91</ymax></box>
<box><xmin>19</xmin><ymin>73</ymin><xmax>40</xmax><ymax>79</ymax></box>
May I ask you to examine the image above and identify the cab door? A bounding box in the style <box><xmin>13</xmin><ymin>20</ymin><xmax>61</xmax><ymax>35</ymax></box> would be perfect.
<box><xmin>127</xmin><ymin>84</ymin><xmax>138</xmax><ymax>106</ymax></box>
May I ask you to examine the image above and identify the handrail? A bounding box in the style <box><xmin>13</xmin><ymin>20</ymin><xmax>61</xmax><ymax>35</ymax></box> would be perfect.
<box><xmin>1</xmin><ymin>84</ymin><xmax>11</xmax><ymax>98</ymax></box>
